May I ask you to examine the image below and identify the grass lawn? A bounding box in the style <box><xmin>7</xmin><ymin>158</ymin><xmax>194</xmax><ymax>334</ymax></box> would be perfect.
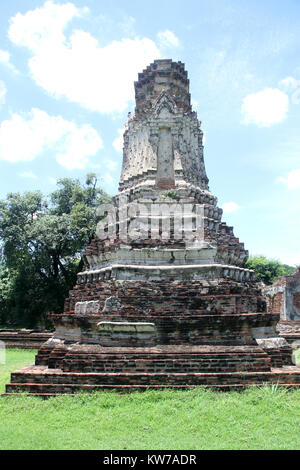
<box><xmin>0</xmin><ymin>348</ymin><xmax>300</xmax><ymax>450</ymax></box>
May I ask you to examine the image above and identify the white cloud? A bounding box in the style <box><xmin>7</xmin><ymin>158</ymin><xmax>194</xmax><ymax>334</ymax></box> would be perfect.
<box><xmin>8</xmin><ymin>1</ymin><xmax>85</xmax><ymax>51</ymax></box>
<box><xmin>277</xmin><ymin>168</ymin><xmax>300</xmax><ymax>190</ymax></box>
<box><xmin>278</xmin><ymin>77</ymin><xmax>300</xmax><ymax>105</ymax></box>
<box><xmin>221</xmin><ymin>202</ymin><xmax>241</xmax><ymax>213</ymax></box>
<box><xmin>19</xmin><ymin>171</ymin><xmax>37</xmax><ymax>179</ymax></box>
<box><xmin>49</xmin><ymin>177</ymin><xmax>57</xmax><ymax>184</ymax></box>
<box><xmin>8</xmin><ymin>1</ymin><xmax>161</xmax><ymax>114</ymax></box>
<box><xmin>0</xmin><ymin>81</ymin><xmax>6</xmax><ymax>107</ymax></box>
<box><xmin>113</xmin><ymin>128</ymin><xmax>124</xmax><ymax>152</ymax></box>
<box><xmin>0</xmin><ymin>49</ymin><xmax>19</xmax><ymax>73</ymax></box>
<box><xmin>0</xmin><ymin>108</ymin><xmax>103</xmax><ymax>169</ymax></box>
<box><xmin>278</xmin><ymin>76</ymin><xmax>299</xmax><ymax>90</ymax></box>
<box><xmin>157</xmin><ymin>30</ymin><xmax>180</xmax><ymax>49</ymax></box>
<box><xmin>0</xmin><ymin>50</ymin><xmax>10</xmax><ymax>64</ymax></box>
<box><xmin>241</xmin><ymin>88</ymin><xmax>289</xmax><ymax>127</ymax></box>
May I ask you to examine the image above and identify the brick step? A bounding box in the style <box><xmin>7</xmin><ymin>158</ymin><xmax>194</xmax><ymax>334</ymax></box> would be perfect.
<box><xmin>0</xmin><ymin>329</ymin><xmax>52</xmax><ymax>349</ymax></box>
<box><xmin>36</xmin><ymin>346</ymin><xmax>273</xmax><ymax>372</ymax></box>
<box><xmin>61</xmin><ymin>356</ymin><xmax>271</xmax><ymax>373</ymax></box>
<box><xmin>5</xmin><ymin>377</ymin><xmax>300</xmax><ymax>396</ymax></box>
<box><xmin>8</xmin><ymin>366</ymin><xmax>300</xmax><ymax>389</ymax></box>
<box><xmin>2</xmin><ymin>382</ymin><xmax>300</xmax><ymax>398</ymax></box>
<box><xmin>2</xmin><ymin>384</ymin><xmax>257</xmax><ymax>395</ymax></box>
<box><xmin>38</xmin><ymin>349</ymin><xmax>269</xmax><ymax>360</ymax></box>
<box><xmin>48</xmin><ymin>351</ymin><xmax>68</xmax><ymax>369</ymax></box>
<box><xmin>12</xmin><ymin>371</ymin><xmax>265</xmax><ymax>386</ymax></box>
<box><xmin>1</xmin><ymin>384</ymin><xmax>251</xmax><ymax>395</ymax></box>
<box><xmin>266</xmin><ymin>351</ymin><xmax>294</xmax><ymax>367</ymax></box>
<box><xmin>60</xmin><ymin>350</ymin><xmax>269</xmax><ymax>359</ymax></box>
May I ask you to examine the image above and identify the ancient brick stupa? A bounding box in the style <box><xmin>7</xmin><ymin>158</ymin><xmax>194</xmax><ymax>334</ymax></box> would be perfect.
<box><xmin>6</xmin><ymin>60</ymin><xmax>300</xmax><ymax>396</ymax></box>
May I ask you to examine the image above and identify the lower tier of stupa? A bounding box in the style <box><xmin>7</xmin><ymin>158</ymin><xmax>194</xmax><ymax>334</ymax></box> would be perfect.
<box><xmin>4</xmin><ymin>278</ymin><xmax>300</xmax><ymax>396</ymax></box>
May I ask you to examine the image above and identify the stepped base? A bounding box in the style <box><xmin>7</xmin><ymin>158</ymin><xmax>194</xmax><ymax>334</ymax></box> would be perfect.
<box><xmin>4</xmin><ymin>343</ymin><xmax>300</xmax><ymax>397</ymax></box>
<box><xmin>4</xmin><ymin>364</ymin><xmax>300</xmax><ymax>396</ymax></box>
<box><xmin>5</xmin><ymin>315</ymin><xmax>296</xmax><ymax>397</ymax></box>
<box><xmin>36</xmin><ymin>344</ymin><xmax>279</xmax><ymax>373</ymax></box>
<box><xmin>277</xmin><ymin>321</ymin><xmax>300</xmax><ymax>349</ymax></box>
<box><xmin>0</xmin><ymin>329</ymin><xmax>52</xmax><ymax>349</ymax></box>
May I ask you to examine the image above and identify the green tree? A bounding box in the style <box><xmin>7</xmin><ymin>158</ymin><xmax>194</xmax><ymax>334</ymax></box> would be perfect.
<box><xmin>0</xmin><ymin>256</ymin><xmax>16</xmax><ymax>327</ymax></box>
<box><xmin>245</xmin><ymin>255</ymin><xmax>296</xmax><ymax>285</ymax></box>
<box><xmin>0</xmin><ymin>174</ymin><xmax>110</xmax><ymax>328</ymax></box>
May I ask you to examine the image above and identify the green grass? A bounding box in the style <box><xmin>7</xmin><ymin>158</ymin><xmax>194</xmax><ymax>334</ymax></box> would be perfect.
<box><xmin>0</xmin><ymin>348</ymin><xmax>38</xmax><ymax>394</ymax></box>
<box><xmin>0</xmin><ymin>349</ymin><xmax>300</xmax><ymax>450</ymax></box>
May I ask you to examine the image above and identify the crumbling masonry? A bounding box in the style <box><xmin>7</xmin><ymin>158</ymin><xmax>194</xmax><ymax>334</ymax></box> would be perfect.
<box><xmin>5</xmin><ymin>60</ymin><xmax>300</xmax><ymax>396</ymax></box>
<box><xmin>264</xmin><ymin>268</ymin><xmax>300</xmax><ymax>350</ymax></box>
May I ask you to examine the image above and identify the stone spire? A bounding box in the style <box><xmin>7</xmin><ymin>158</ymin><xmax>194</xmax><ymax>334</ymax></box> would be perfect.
<box><xmin>78</xmin><ymin>59</ymin><xmax>250</xmax><ymax>279</ymax></box>
<box><xmin>134</xmin><ymin>59</ymin><xmax>191</xmax><ymax>116</ymax></box>
<box><xmin>119</xmin><ymin>59</ymin><xmax>209</xmax><ymax>192</ymax></box>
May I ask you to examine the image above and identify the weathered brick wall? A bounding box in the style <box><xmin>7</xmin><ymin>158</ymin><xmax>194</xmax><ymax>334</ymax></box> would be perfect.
<box><xmin>267</xmin><ymin>292</ymin><xmax>283</xmax><ymax>314</ymax></box>
<box><xmin>264</xmin><ymin>268</ymin><xmax>300</xmax><ymax>320</ymax></box>
<box><xmin>49</xmin><ymin>311</ymin><xmax>278</xmax><ymax>348</ymax></box>
<box><xmin>277</xmin><ymin>320</ymin><xmax>300</xmax><ymax>349</ymax></box>
<box><xmin>293</xmin><ymin>293</ymin><xmax>300</xmax><ymax>312</ymax></box>
<box><xmin>0</xmin><ymin>329</ymin><xmax>52</xmax><ymax>349</ymax></box>
<box><xmin>63</xmin><ymin>279</ymin><xmax>265</xmax><ymax>317</ymax></box>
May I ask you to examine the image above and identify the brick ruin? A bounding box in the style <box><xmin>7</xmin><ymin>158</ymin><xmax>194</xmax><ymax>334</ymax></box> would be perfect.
<box><xmin>0</xmin><ymin>329</ymin><xmax>52</xmax><ymax>349</ymax></box>
<box><xmin>264</xmin><ymin>268</ymin><xmax>300</xmax><ymax>350</ymax></box>
<box><xmin>5</xmin><ymin>59</ymin><xmax>300</xmax><ymax>396</ymax></box>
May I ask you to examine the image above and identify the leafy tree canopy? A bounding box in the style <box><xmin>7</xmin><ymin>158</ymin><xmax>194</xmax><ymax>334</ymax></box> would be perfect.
<box><xmin>245</xmin><ymin>255</ymin><xmax>296</xmax><ymax>285</ymax></box>
<box><xmin>0</xmin><ymin>174</ymin><xmax>110</xmax><ymax>328</ymax></box>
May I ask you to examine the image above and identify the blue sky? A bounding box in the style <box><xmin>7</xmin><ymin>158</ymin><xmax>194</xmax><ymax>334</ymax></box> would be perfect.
<box><xmin>0</xmin><ymin>0</ymin><xmax>300</xmax><ymax>265</ymax></box>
